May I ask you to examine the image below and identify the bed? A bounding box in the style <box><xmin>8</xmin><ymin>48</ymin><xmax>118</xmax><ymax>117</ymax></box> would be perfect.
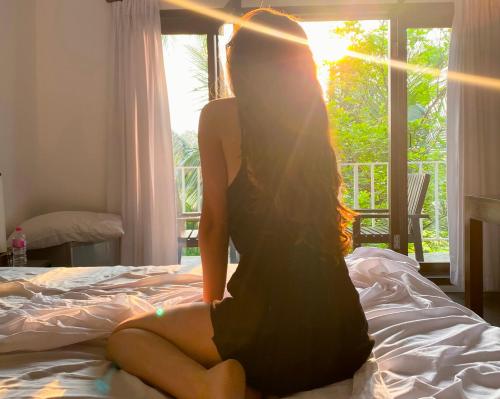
<box><xmin>1</xmin><ymin>248</ymin><xmax>499</xmax><ymax>399</ymax></box>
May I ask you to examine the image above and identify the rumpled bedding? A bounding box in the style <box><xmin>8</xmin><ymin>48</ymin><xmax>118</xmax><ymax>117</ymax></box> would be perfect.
<box><xmin>0</xmin><ymin>248</ymin><xmax>499</xmax><ymax>398</ymax></box>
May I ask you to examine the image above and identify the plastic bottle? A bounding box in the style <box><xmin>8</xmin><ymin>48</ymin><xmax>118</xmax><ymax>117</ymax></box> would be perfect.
<box><xmin>10</xmin><ymin>227</ymin><xmax>27</xmax><ymax>266</ymax></box>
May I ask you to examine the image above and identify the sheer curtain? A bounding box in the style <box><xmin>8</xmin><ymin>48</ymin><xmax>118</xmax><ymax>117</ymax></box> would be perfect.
<box><xmin>447</xmin><ymin>0</ymin><xmax>500</xmax><ymax>291</ymax></box>
<box><xmin>108</xmin><ymin>0</ymin><xmax>178</xmax><ymax>265</ymax></box>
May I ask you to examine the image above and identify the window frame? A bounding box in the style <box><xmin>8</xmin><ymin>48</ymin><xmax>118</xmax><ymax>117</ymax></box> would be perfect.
<box><xmin>160</xmin><ymin>2</ymin><xmax>454</xmax><ymax>264</ymax></box>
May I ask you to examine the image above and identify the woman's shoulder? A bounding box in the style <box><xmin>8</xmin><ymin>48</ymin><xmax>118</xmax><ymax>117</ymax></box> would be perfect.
<box><xmin>199</xmin><ymin>97</ymin><xmax>239</xmax><ymax>139</ymax></box>
<box><xmin>201</xmin><ymin>97</ymin><xmax>237</xmax><ymax>118</ymax></box>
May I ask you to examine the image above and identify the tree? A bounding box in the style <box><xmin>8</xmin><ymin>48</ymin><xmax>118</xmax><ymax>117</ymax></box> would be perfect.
<box><xmin>327</xmin><ymin>22</ymin><xmax>450</xmax><ymax>252</ymax></box>
<box><xmin>163</xmin><ymin>36</ymin><xmax>207</xmax><ymax>214</ymax></box>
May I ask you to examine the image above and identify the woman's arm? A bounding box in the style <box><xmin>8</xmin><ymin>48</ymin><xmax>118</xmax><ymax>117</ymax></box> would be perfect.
<box><xmin>198</xmin><ymin>102</ymin><xmax>229</xmax><ymax>303</ymax></box>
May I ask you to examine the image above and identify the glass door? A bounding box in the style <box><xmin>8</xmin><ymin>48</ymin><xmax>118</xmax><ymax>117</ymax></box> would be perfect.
<box><xmin>218</xmin><ymin>19</ymin><xmax>392</xmax><ymax>252</ymax></box>
<box><xmin>163</xmin><ymin>34</ymin><xmax>209</xmax><ymax>261</ymax></box>
<box><xmin>406</xmin><ymin>27</ymin><xmax>451</xmax><ymax>263</ymax></box>
<box><xmin>161</xmin><ymin>7</ymin><xmax>452</xmax><ymax>264</ymax></box>
<box><xmin>300</xmin><ymin>20</ymin><xmax>391</xmax><ymax>250</ymax></box>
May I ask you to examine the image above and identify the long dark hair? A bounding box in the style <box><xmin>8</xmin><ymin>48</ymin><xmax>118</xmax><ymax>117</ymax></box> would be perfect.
<box><xmin>227</xmin><ymin>8</ymin><xmax>353</xmax><ymax>256</ymax></box>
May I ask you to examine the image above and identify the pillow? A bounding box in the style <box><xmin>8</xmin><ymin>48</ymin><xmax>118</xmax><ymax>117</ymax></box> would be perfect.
<box><xmin>9</xmin><ymin>211</ymin><xmax>124</xmax><ymax>250</ymax></box>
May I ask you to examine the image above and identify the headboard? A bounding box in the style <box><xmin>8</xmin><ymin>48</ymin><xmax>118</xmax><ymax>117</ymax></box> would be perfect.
<box><xmin>0</xmin><ymin>173</ymin><xmax>6</xmax><ymax>253</ymax></box>
<box><xmin>465</xmin><ymin>195</ymin><xmax>500</xmax><ymax>317</ymax></box>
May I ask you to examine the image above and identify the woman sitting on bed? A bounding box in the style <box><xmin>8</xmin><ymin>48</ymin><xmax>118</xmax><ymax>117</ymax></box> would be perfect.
<box><xmin>107</xmin><ymin>8</ymin><xmax>373</xmax><ymax>399</ymax></box>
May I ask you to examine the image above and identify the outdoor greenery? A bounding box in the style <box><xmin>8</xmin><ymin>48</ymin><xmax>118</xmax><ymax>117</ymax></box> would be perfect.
<box><xmin>173</xmin><ymin>131</ymin><xmax>200</xmax><ymax>214</ymax></box>
<box><xmin>164</xmin><ymin>35</ymin><xmax>205</xmax><ymax>215</ymax></box>
<box><xmin>327</xmin><ymin>22</ymin><xmax>450</xmax><ymax>253</ymax></box>
<box><xmin>165</xmin><ymin>22</ymin><xmax>451</xmax><ymax>255</ymax></box>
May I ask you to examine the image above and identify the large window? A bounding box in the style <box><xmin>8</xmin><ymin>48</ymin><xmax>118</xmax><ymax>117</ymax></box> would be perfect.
<box><xmin>303</xmin><ymin>20</ymin><xmax>391</xmax><ymax>246</ymax></box>
<box><xmin>161</xmin><ymin>3</ymin><xmax>453</xmax><ymax>264</ymax></box>
<box><xmin>163</xmin><ymin>35</ymin><xmax>207</xmax><ymax>216</ymax></box>
<box><xmin>407</xmin><ymin>28</ymin><xmax>451</xmax><ymax>261</ymax></box>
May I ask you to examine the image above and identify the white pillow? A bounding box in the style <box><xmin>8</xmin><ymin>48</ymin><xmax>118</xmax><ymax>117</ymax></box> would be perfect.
<box><xmin>9</xmin><ymin>211</ymin><xmax>124</xmax><ymax>250</ymax></box>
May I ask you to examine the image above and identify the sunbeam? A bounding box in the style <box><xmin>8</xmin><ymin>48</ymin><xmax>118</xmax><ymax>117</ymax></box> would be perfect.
<box><xmin>162</xmin><ymin>0</ymin><xmax>500</xmax><ymax>92</ymax></box>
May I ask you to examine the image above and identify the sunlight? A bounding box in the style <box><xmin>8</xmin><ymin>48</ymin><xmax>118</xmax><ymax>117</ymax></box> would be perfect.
<box><xmin>161</xmin><ymin>0</ymin><xmax>500</xmax><ymax>92</ymax></box>
<box><xmin>303</xmin><ymin>22</ymin><xmax>351</xmax><ymax>63</ymax></box>
<box><xmin>299</xmin><ymin>21</ymin><xmax>366</xmax><ymax>98</ymax></box>
<box><xmin>33</xmin><ymin>380</ymin><xmax>66</xmax><ymax>399</ymax></box>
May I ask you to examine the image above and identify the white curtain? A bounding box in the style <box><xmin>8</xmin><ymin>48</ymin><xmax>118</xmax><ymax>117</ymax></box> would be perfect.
<box><xmin>108</xmin><ymin>0</ymin><xmax>178</xmax><ymax>266</ymax></box>
<box><xmin>447</xmin><ymin>0</ymin><xmax>500</xmax><ymax>291</ymax></box>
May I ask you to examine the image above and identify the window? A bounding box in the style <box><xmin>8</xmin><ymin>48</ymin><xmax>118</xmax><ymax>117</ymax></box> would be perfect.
<box><xmin>161</xmin><ymin>3</ymin><xmax>454</xmax><ymax>264</ymax></box>
<box><xmin>302</xmin><ymin>20</ymin><xmax>391</xmax><ymax>245</ymax></box>
<box><xmin>407</xmin><ymin>28</ymin><xmax>451</xmax><ymax>261</ymax></box>
<box><xmin>163</xmin><ymin>35</ymin><xmax>207</xmax><ymax>216</ymax></box>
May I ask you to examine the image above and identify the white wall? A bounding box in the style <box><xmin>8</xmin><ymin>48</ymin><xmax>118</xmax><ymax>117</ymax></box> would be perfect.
<box><xmin>35</xmin><ymin>0</ymin><xmax>111</xmax><ymax>216</ymax></box>
<box><xmin>0</xmin><ymin>0</ymin><xmax>37</xmax><ymax>233</ymax></box>
<box><xmin>0</xmin><ymin>0</ymin><xmax>112</xmax><ymax>235</ymax></box>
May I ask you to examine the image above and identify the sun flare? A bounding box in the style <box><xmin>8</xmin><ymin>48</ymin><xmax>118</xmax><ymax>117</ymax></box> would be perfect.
<box><xmin>161</xmin><ymin>0</ymin><xmax>500</xmax><ymax>92</ymax></box>
<box><xmin>304</xmin><ymin>24</ymin><xmax>351</xmax><ymax>64</ymax></box>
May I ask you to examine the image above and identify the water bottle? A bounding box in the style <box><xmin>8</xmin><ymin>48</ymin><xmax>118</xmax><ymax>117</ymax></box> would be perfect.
<box><xmin>10</xmin><ymin>227</ymin><xmax>27</xmax><ymax>266</ymax></box>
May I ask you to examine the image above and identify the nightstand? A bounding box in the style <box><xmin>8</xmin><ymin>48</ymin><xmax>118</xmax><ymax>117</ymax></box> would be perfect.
<box><xmin>0</xmin><ymin>255</ymin><xmax>51</xmax><ymax>267</ymax></box>
<box><xmin>24</xmin><ymin>259</ymin><xmax>52</xmax><ymax>267</ymax></box>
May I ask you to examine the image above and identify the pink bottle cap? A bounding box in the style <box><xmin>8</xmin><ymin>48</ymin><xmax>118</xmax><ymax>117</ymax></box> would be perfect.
<box><xmin>15</xmin><ymin>227</ymin><xmax>22</xmax><ymax>232</ymax></box>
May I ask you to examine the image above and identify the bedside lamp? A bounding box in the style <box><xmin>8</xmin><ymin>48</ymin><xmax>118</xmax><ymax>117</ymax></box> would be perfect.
<box><xmin>0</xmin><ymin>173</ymin><xmax>6</xmax><ymax>254</ymax></box>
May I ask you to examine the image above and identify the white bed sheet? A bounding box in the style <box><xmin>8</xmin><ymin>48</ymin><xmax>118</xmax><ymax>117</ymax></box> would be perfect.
<box><xmin>0</xmin><ymin>248</ymin><xmax>499</xmax><ymax>399</ymax></box>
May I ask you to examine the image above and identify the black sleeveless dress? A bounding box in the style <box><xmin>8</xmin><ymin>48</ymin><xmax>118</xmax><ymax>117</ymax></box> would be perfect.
<box><xmin>210</xmin><ymin>159</ymin><xmax>374</xmax><ymax>396</ymax></box>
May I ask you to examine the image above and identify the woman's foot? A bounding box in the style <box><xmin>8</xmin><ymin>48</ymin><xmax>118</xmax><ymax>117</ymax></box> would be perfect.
<box><xmin>204</xmin><ymin>359</ymin><xmax>246</xmax><ymax>399</ymax></box>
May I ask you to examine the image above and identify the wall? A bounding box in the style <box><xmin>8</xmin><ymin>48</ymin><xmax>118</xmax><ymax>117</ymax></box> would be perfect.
<box><xmin>0</xmin><ymin>0</ymin><xmax>112</xmax><ymax>235</ymax></box>
<box><xmin>35</xmin><ymin>0</ymin><xmax>111</xmax><ymax>217</ymax></box>
<box><xmin>1</xmin><ymin>0</ymin><xmax>451</xmax><ymax>235</ymax></box>
<box><xmin>0</xmin><ymin>0</ymin><xmax>37</xmax><ymax>233</ymax></box>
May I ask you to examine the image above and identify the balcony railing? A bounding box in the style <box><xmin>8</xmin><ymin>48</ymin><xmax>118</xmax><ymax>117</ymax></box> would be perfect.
<box><xmin>175</xmin><ymin>160</ymin><xmax>448</xmax><ymax>243</ymax></box>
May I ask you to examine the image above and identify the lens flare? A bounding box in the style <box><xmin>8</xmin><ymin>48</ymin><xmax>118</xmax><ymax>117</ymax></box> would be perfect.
<box><xmin>156</xmin><ymin>307</ymin><xmax>165</xmax><ymax>317</ymax></box>
<box><xmin>162</xmin><ymin>0</ymin><xmax>500</xmax><ymax>92</ymax></box>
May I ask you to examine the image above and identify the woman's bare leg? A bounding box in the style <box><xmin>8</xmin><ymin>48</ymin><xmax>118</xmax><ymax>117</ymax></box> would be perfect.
<box><xmin>106</xmin><ymin>302</ymin><xmax>245</xmax><ymax>399</ymax></box>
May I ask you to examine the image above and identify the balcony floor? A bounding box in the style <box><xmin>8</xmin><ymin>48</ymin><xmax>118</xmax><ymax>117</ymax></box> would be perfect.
<box><xmin>409</xmin><ymin>251</ymin><xmax>450</xmax><ymax>263</ymax></box>
<box><xmin>179</xmin><ymin>251</ymin><xmax>450</xmax><ymax>268</ymax></box>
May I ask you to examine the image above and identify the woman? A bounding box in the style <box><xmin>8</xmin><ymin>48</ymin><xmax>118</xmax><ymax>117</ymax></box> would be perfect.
<box><xmin>107</xmin><ymin>8</ymin><xmax>373</xmax><ymax>399</ymax></box>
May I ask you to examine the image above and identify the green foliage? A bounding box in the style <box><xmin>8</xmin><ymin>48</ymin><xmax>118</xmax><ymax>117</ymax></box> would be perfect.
<box><xmin>328</xmin><ymin>23</ymin><xmax>451</xmax><ymax>253</ymax></box>
<box><xmin>168</xmin><ymin>24</ymin><xmax>452</xmax><ymax>254</ymax></box>
<box><xmin>185</xmin><ymin>37</ymin><xmax>209</xmax><ymax>110</ymax></box>
<box><xmin>327</xmin><ymin>21</ymin><xmax>389</xmax><ymax>164</ymax></box>
<box><xmin>164</xmin><ymin>35</ymin><xmax>206</xmax><ymax>214</ymax></box>
<box><xmin>173</xmin><ymin>131</ymin><xmax>201</xmax><ymax>213</ymax></box>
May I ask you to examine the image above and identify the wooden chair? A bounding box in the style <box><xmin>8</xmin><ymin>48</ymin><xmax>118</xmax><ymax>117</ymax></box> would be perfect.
<box><xmin>177</xmin><ymin>213</ymin><xmax>239</xmax><ymax>263</ymax></box>
<box><xmin>351</xmin><ymin>173</ymin><xmax>431</xmax><ymax>262</ymax></box>
<box><xmin>177</xmin><ymin>213</ymin><xmax>201</xmax><ymax>263</ymax></box>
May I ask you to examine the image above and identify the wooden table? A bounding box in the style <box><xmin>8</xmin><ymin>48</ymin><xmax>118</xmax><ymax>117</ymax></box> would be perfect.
<box><xmin>465</xmin><ymin>196</ymin><xmax>500</xmax><ymax>317</ymax></box>
<box><xmin>0</xmin><ymin>256</ymin><xmax>51</xmax><ymax>267</ymax></box>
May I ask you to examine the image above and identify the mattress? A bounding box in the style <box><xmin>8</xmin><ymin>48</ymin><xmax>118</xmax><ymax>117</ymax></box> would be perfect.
<box><xmin>0</xmin><ymin>248</ymin><xmax>499</xmax><ymax>399</ymax></box>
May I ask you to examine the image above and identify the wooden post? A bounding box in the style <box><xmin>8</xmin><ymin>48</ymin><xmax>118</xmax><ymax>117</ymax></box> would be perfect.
<box><xmin>466</xmin><ymin>218</ymin><xmax>484</xmax><ymax>317</ymax></box>
<box><xmin>207</xmin><ymin>33</ymin><xmax>218</xmax><ymax>100</ymax></box>
<box><xmin>464</xmin><ymin>196</ymin><xmax>500</xmax><ymax>318</ymax></box>
<box><xmin>389</xmin><ymin>17</ymin><xmax>408</xmax><ymax>255</ymax></box>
